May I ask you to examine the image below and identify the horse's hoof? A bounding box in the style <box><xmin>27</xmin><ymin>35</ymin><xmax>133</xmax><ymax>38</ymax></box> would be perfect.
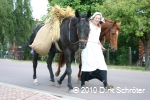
<box><xmin>50</xmin><ymin>81</ymin><xmax>55</xmax><ymax>86</ymax></box>
<box><xmin>33</xmin><ymin>79</ymin><xmax>39</xmax><ymax>85</ymax></box>
<box><xmin>56</xmin><ymin>82</ymin><xmax>61</xmax><ymax>88</ymax></box>
<box><xmin>105</xmin><ymin>85</ymin><xmax>114</xmax><ymax>90</ymax></box>
<box><xmin>81</xmin><ymin>85</ymin><xmax>86</xmax><ymax>89</ymax></box>
<box><xmin>68</xmin><ymin>89</ymin><xmax>74</xmax><ymax>94</ymax></box>
<box><xmin>77</xmin><ymin>80</ymin><xmax>81</xmax><ymax>84</ymax></box>
<box><xmin>55</xmin><ymin>72</ymin><xmax>59</xmax><ymax>77</ymax></box>
<box><xmin>34</xmin><ymin>82</ymin><xmax>38</xmax><ymax>85</ymax></box>
<box><xmin>109</xmin><ymin>85</ymin><xmax>114</xmax><ymax>89</ymax></box>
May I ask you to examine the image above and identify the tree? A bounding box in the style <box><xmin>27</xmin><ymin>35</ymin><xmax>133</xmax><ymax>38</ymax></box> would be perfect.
<box><xmin>13</xmin><ymin>0</ymin><xmax>34</xmax><ymax>45</ymax></box>
<box><xmin>0</xmin><ymin>0</ymin><xmax>14</xmax><ymax>49</ymax></box>
<box><xmin>0</xmin><ymin>0</ymin><xmax>34</xmax><ymax>51</ymax></box>
<box><xmin>98</xmin><ymin>0</ymin><xmax>150</xmax><ymax>70</ymax></box>
<box><xmin>48</xmin><ymin>0</ymin><xmax>106</xmax><ymax>13</ymax></box>
<box><xmin>47</xmin><ymin>0</ymin><xmax>150</xmax><ymax>70</ymax></box>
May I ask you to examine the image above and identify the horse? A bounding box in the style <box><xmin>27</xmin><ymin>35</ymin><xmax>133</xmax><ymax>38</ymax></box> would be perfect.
<box><xmin>55</xmin><ymin>18</ymin><xmax>121</xmax><ymax>83</ymax></box>
<box><xmin>100</xmin><ymin>18</ymin><xmax>121</xmax><ymax>51</ymax></box>
<box><xmin>27</xmin><ymin>10</ymin><xmax>91</xmax><ymax>93</ymax></box>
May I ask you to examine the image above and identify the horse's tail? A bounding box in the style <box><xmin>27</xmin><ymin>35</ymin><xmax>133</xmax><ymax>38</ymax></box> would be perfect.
<box><xmin>22</xmin><ymin>23</ymin><xmax>44</xmax><ymax>49</ymax></box>
<box><xmin>58</xmin><ymin>53</ymin><xmax>66</xmax><ymax>68</ymax></box>
<box><xmin>22</xmin><ymin>32</ymin><xmax>36</xmax><ymax>49</ymax></box>
<box><xmin>55</xmin><ymin>53</ymin><xmax>66</xmax><ymax>77</ymax></box>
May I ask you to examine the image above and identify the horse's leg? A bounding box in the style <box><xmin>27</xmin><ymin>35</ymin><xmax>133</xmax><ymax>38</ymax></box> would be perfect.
<box><xmin>47</xmin><ymin>45</ymin><xmax>56</xmax><ymax>85</ymax></box>
<box><xmin>77</xmin><ymin>62</ymin><xmax>82</xmax><ymax>84</ymax></box>
<box><xmin>33</xmin><ymin>51</ymin><xmax>39</xmax><ymax>85</ymax></box>
<box><xmin>57</xmin><ymin>53</ymin><xmax>74</xmax><ymax>86</ymax></box>
<box><xmin>77</xmin><ymin>55</ymin><xmax>82</xmax><ymax>84</ymax></box>
<box><xmin>66</xmin><ymin>51</ymin><xmax>74</xmax><ymax>93</ymax></box>
<box><xmin>55</xmin><ymin>54</ymin><xmax>61</xmax><ymax>76</ymax></box>
<box><xmin>57</xmin><ymin>69</ymin><xmax>67</xmax><ymax>87</ymax></box>
<box><xmin>57</xmin><ymin>50</ymin><xmax>73</xmax><ymax>92</ymax></box>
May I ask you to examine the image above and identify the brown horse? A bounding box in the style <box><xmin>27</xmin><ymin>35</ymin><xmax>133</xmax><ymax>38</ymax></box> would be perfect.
<box><xmin>100</xmin><ymin>18</ymin><xmax>121</xmax><ymax>51</ymax></box>
<box><xmin>55</xmin><ymin>18</ymin><xmax>121</xmax><ymax>82</ymax></box>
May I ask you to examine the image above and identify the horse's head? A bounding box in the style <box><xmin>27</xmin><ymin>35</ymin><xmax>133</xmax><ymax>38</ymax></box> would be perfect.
<box><xmin>108</xmin><ymin>21</ymin><xmax>121</xmax><ymax>52</ymax></box>
<box><xmin>101</xmin><ymin>19</ymin><xmax>121</xmax><ymax>52</ymax></box>
<box><xmin>75</xmin><ymin>10</ymin><xmax>91</xmax><ymax>49</ymax></box>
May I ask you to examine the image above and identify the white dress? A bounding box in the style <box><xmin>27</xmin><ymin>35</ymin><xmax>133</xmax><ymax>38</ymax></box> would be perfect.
<box><xmin>81</xmin><ymin>22</ymin><xmax>107</xmax><ymax>71</ymax></box>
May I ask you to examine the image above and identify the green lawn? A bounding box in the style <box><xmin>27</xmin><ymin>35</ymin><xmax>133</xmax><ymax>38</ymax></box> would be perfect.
<box><xmin>107</xmin><ymin>65</ymin><xmax>150</xmax><ymax>72</ymax></box>
<box><xmin>72</xmin><ymin>62</ymin><xmax>150</xmax><ymax>72</ymax></box>
<box><xmin>2</xmin><ymin>59</ymin><xmax>150</xmax><ymax>72</ymax></box>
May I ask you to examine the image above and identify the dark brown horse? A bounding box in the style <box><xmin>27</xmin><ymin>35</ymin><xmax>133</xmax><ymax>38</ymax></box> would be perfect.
<box><xmin>55</xmin><ymin>18</ymin><xmax>121</xmax><ymax>83</ymax></box>
<box><xmin>26</xmin><ymin>10</ymin><xmax>91</xmax><ymax>93</ymax></box>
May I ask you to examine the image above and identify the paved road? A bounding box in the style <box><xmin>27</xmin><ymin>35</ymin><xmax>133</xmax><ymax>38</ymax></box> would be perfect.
<box><xmin>0</xmin><ymin>59</ymin><xmax>150</xmax><ymax>100</ymax></box>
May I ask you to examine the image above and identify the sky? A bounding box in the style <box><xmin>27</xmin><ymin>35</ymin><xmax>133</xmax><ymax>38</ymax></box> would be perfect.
<box><xmin>30</xmin><ymin>0</ymin><xmax>49</xmax><ymax>20</ymax></box>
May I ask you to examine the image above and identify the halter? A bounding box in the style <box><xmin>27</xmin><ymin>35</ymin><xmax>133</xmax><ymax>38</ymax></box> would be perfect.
<box><xmin>105</xmin><ymin>23</ymin><xmax>119</xmax><ymax>43</ymax></box>
<box><xmin>68</xmin><ymin>18</ymin><xmax>89</xmax><ymax>44</ymax></box>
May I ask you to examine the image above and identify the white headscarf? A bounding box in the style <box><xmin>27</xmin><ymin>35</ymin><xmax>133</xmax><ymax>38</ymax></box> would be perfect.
<box><xmin>90</xmin><ymin>12</ymin><xmax>105</xmax><ymax>23</ymax></box>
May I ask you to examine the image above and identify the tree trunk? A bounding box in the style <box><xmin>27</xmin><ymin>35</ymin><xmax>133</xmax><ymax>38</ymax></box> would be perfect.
<box><xmin>106</xmin><ymin>48</ymin><xmax>109</xmax><ymax>64</ymax></box>
<box><xmin>144</xmin><ymin>41</ymin><xmax>150</xmax><ymax>70</ymax></box>
<box><xmin>128</xmin><ymin>47</ymin><xmax>132</xmax><ymax>65</ymax></box>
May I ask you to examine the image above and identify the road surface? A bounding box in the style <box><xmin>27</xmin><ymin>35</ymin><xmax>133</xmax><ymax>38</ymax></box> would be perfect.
<box><xmin>0</xmin><ymin>59</ymin><xmax>150</xmax><ymax>100</ymax></box>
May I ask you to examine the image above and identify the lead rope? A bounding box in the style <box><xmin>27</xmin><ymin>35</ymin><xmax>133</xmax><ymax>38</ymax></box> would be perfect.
<box><xmin>68</xmin><ymin>18</ymin><xmax>80</xmax><ymax>44</ymax></box>
<box><xmin>68</xmin><ymin>18</ymin><xmax>88</xmax><ymax>44</ymax></box>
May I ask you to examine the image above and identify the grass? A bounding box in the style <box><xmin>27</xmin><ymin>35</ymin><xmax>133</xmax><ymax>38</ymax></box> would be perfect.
<box><xmin>72</xmin><ymin>62</ymin><xmax>150</xmax><ymax>72</ymax></box>
<box><xmin>1</xmin><ymin>59</ymin><xmax>150</xmax><ymax>72</ymax></box>
<box><xmin>107</xmin><ymin>65</ymin><xmax>150</xmax><ymax>72</ymax></box>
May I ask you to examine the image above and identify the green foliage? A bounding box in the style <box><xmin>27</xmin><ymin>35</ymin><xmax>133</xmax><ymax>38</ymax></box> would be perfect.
<box><xmin>116</xmin><ymin>47</ymin><xmax>129</xmax><ymax>65</ymax></box>
<box><xmin>0</xmin><ymin>0</ymin><xmax>36</xmax><ymax>61</ymax></box>
<box><xmin>0</xmin><ymin>0</ymin><xmax>34</xmax><ymax>49</ymax></box>
<box><xmin>48</xmin><ymin>0</ymin><xmax>105</xmax><ymax>13</ymax></box>
<box><xmin>0</xmin><ymin>0</ymin><xmax>148</xmax><ymax>67</ymax></box>
<box><xmin>96</xmin><ymin>0</ymin><xmax>148</xmax><ymax>38</ymax></box>
<box><xmin>98</xmin><ymin>0</ymin><xmax>150</xmax><ymax>68</ymax></box>
<box><xmin>23</xmin><ymin>49</ymin><xmax>32</xmax><ymax>60</ymax></box>
<box><xmin>47</xmin><ymin>0</ymin><xmax>150</xmax><ymax>66</ymax></box>
<box><xmin>0</xmin><ymin>0</ymin><xmax>14</xmax><ymax>46</ymax></box>
<box><xmin>13</xmin><ymin>0</ymin><xmax>34</xmax><ymax>45</ymax></box>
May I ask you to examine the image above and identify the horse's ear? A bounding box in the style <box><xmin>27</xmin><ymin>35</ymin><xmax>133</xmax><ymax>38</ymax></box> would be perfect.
<box><xmin>75</xmin><ymin>10</ymin><xmax>80</xmax><ymax>18</ymax></box>
<box><xmin>118</xmin><ymin>22</ymin><xmax>121</xmax><ymax>26</ymax></box>
<box><xmin>87</xmin><ymin>10</ymin><xmax>91</xmax><ymax>19</ymax></box>
<box><xmin>72</xmin><ymin>17</ymin><xmax>79</xmax><ymax>25</ymax></box>
<box><xmin>112</xmin><ymin>21</ymin><xmax>117</xmax><ymax>26</ymax></box>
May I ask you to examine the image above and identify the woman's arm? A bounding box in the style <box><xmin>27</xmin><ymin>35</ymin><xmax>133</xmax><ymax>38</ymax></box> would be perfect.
<box><xmin>98</xmin><ymin>40</ymin><xmax>106</xmax><ymax>51</ymax></box>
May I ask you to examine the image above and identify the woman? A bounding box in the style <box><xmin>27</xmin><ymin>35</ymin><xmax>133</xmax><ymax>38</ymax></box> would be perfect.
<box><xmin>81</xmin><ymin>12</ymin><xmax>113</xmax><ymax>89</ymax></box>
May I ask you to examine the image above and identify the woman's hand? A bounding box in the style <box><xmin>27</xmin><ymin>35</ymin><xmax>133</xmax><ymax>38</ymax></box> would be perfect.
<box><xmin>98</xmin><ymin>41</ymin><xmax>106</xmax><ymax>51</ymax></box>
<box><xmin>102</xmin><ymin>47</ymin><xmax>106</xmax><ymax>51</ymax></box>
<box><xmin>98</xmin><ymin>41</ymin><xmax>100</xmax><ymax>45</ymax></box>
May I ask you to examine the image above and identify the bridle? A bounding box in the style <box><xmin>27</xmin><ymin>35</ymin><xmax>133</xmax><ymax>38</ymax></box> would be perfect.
<box><xmin>105</xmin><ymin>22</ymin><xmax>119</xmax><ymax>43</ymax></box>
<box><xmin>68</xmin><ymin>18</ymin><xmax>89</xmax><ymax>44</ymax></box>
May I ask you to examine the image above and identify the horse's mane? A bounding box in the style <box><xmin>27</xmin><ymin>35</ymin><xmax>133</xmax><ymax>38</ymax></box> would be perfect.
<box><xmin>104</xmin><ymin>17</ymin><xmax>121</xmax><ymax>30</ymax></box>
<box><xmin>104</xmin><ymin>18</ymin><xmax>114</xmax><ymax>23</ymax></box>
